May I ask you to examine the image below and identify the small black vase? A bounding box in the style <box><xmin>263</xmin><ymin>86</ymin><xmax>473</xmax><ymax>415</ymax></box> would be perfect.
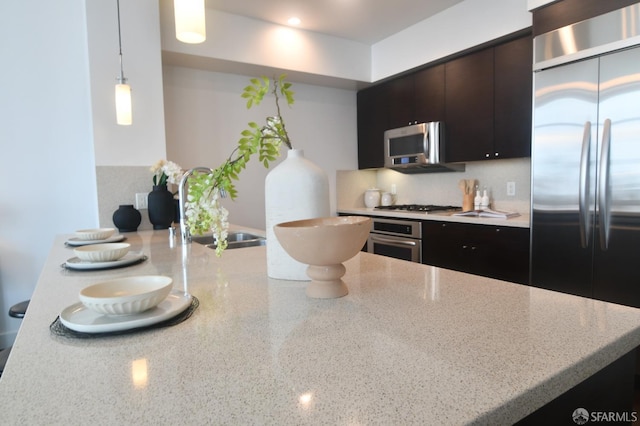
<box><xmin>173</xmin><ymin>198</ymin><xmax>181</xmax><ymax>223</ymax></box>
<box><xmin>112</xmin><ymin>204</ymin><xmax>142</xmax><ymax>232</ymax></box>
<box><xmin>148</xmin><ymin>184</ymin><xmax>175</xmax><ymax>230</ymax></box>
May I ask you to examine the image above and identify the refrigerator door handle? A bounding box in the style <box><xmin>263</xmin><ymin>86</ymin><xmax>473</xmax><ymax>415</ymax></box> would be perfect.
<box><xmin>598</xmin><ymin>118</ymin><xmax>612</xmax><ymax>251</ymax></box>
<box><xmin>579</xmin><ymin>121</ymin><xmax>592</xmax><ymax>248</ymax></box>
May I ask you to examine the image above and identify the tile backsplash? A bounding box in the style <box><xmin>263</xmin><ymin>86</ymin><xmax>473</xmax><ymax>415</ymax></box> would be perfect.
<box><xmin>96</xmin><ymin>166</ymin><xmax>175</xmax><ymax>232</ymax></box>
<box><xmin>337</xmin><ymin>157</ymin><xmax>531</xmax><ymax>214</ymax></box>
<box><xmin>98</xmin><ymin>158</ymin><xmax>531</xmax><ymax>233</ymax></box>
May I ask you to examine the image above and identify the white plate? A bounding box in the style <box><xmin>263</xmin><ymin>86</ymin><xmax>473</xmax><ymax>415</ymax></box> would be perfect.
<box><xmin>63</xmin><ymin>251</ymin><xmax>146</xmax><ymax>270</ymax></box>
<box><xmin>66</xmin><ymin>234</ymin><xmax>125</xmax><ymax>246</ymax></box>
<box><xmin>59</xmin><ymin>290</ymin><xmax>192</xmax><ymax>333</ymax></box>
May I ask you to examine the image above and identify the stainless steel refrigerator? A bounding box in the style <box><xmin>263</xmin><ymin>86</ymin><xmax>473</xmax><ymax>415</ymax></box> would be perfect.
<box><xmin>530</xmin><ymin>4</ymin><xmax>640</xmax><ymax>308</ymax></box>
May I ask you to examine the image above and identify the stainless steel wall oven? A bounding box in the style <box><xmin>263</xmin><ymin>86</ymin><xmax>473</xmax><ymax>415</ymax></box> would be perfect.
<box><xmin>366</xmin><ymin>217</ymin><xmax>422</xmax><ymax>263</ymax></box>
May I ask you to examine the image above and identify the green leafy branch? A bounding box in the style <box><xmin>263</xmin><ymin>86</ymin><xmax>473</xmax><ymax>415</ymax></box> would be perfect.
<box><xmin>199</xmin><ymin>74</ymin><xmax>294</xmax><ymax>200</ymax></box>
<box><xmin>241</xmin><ymin>74</ymin><xmax>294</xmax><ymax>160</ymax></box>
<box><xmin>184</xmin><ymin>75</ymin><xmax>295</xmax><ymax>253</ymax></box>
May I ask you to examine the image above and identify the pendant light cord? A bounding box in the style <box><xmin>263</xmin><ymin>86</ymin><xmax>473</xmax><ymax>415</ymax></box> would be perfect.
<box><xmin>116</xmin><ymin>0</ymin><xmax>126</xmax><ymax>83</ymax></box>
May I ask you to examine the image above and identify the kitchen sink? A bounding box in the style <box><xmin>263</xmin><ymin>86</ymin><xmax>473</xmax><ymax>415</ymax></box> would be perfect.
<box><xmin>191</xmin><ymin>231</ymin><xmax>266</xmax><ymax>249</ymax></box>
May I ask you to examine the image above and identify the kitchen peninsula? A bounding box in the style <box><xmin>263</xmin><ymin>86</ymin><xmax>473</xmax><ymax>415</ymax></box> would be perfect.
<box><xmin>1</xmin><ymin>228</ymin><xmax>639</xmax><ymax>424</ymax></box>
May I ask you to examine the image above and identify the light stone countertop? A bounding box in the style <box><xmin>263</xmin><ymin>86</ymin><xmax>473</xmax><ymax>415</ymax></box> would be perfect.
<box><xmin>1</xmin><ymin>229</ymin><xmax>639</xmax><ymax>424</ymax></box>
<box><xmin>338</xmin><ymin>207</ymin><xmax>530</xmax><ymax>228</ymax></box>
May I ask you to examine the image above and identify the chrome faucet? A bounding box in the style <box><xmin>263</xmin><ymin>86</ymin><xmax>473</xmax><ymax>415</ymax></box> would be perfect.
<box><xmin>178</xmin><ymin>167</ymin><xmax>213</xmax><ymax>244</ymax></box>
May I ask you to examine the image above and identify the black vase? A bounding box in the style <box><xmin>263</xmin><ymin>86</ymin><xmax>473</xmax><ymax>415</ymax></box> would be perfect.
<box><xmin>148</xmin><ymin>185</ymin><xmax>175</xmax><ymax>230</ymax></box>
<box><xmin>173</xmin><ymin>198</ymin><xmax>183</xmax><ymax>223</ymax></box>
<box><xmin>112</xmin><ymin>204</ymin><xmax>142</xmax><ymax>232</ymax></box>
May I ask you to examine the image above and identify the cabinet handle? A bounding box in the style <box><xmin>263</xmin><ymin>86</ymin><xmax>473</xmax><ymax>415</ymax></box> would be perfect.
<box><xmin>370</xmin><ymin>235</ymin><xmax>417</xmax><ymax>246</ymax></box>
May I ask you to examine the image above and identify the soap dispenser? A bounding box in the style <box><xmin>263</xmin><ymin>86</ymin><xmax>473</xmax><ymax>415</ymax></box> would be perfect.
<box><xmin>480</xmin><ymin>188</ymin><xmax>490</xmax><ymax>210</ymax></box>
<box><xmin>474</xmin><ymin>187</ymin><xmax>481</xmax><ymax>210</ymax></box>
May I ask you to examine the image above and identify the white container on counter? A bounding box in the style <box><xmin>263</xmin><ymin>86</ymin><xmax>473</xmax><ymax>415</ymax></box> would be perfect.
<box><xmin>381</xmin><ymin>192</ymin><xmax>395</xmax><ymax>206</ymax></box>
<box><xmin>481</xmin><ymin>189</ymin><xmax>490</xmax><ymax>210</ymax></box>
<box><xmin>265</xmin><ymin>149</ymin><xmax>330</xmax><ymax>280</ymax></box>
<box><xmin>364</xmin><ymin>189</ymin><xmax>381</xmax><ymax>208</ymax></box>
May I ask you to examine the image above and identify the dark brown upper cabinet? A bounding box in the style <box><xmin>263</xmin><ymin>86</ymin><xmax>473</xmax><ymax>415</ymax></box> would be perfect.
<box><xmin>493</xmin><ymin>35</ymin><xmax>532</xmax><ymax>159</ymax></box>
<box><xmin>445</xmin><ymin>35</ymin><xmax>532</xmax><ymax>162</ymax></box>
<box><xmin>387</xmin><ymin>74</ymin><xmax>415</xmax><ymax>129</ymax></box>
<box><xmin>413</xmin><ymin>65</ymin><xmax>446</xmax><ymax>125</ymax></box>
<box><xmin>356</xmin><ymin>32</ymin><xmax>533</xmax><ymax>169</ymax></box>
<box><xmin>387</xmin><ymin>64</ymin><xmax>446</xmax><ymax>129</ymax></box>
<box><xmin>444</xmin><ymin>48</ymin><xmax>495</xmax><ymax>163</ymax></box>
<box><xmin>357</xmin><ymin>83</ymin><xmax>388</xmax><ymax>169</ymax></box>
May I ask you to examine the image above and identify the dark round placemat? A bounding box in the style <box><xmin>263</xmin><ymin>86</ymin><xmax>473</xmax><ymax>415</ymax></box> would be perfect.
<box><xmin>49</xmin><ymin>296</ymin><xmax>199</xmax><ymax>339</ymax></box>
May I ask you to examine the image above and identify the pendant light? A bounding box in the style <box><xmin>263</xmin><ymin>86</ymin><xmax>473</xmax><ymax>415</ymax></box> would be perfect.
<box><xmin>115</xmin><ymin>0</ymin><xmax>132</xmax><ymax>125</ymax></box>
<box><xmin>174</xmin><ymin>0</ymin><xmax>206</xmax><ymax>44</ymax></box>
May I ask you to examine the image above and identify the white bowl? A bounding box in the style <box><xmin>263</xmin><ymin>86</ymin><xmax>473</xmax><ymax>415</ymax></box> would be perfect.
<box><xmin>73</xmin><ymin>243</ymin><xmax>130</xmax><ymax>262</ymax></box>
<box><xmin>74</xmin><ymin>228</ymin><xmax>116</xmax><ymax>241</ymax></box>
<box><xmin>79</xmin><ymin>275</ymin><xmax>173</xmax><ymax>316</ymax></box>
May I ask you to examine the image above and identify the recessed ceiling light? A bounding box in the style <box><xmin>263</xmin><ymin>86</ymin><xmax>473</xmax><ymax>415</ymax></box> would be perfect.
<box><xmin>287</xmin><ymin>17</ymin><xmax>301</xmax><ymax>26</ymax></box>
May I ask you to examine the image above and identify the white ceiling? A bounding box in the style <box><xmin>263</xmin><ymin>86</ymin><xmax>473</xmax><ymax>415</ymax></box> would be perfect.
<box><xmin>208</xmin><ymin>0</ymin><xmax>465</xmax><ymax>44</ymax></box>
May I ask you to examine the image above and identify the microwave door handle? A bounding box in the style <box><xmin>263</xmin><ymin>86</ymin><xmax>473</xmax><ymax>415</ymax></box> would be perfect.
<box><xmin>578</xmin><ymin>121</ymin><xmax>592</xmax><ymax>249</ymax></box>
<box><xmin>598</xmin><ymin>118</ymin><xmax>612</xmax><ymax>251</ymax></box>
<box><xmin>428</xmin><ymin>122</ymin><xmax>440</xmax><ymax>163</ymax></box>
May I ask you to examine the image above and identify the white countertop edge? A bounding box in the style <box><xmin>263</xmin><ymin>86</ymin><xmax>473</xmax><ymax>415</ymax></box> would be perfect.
<box><xmin>338</xmin><ymin>207</ymin><xmax>530</xmax><ymax>228</ymax></box>
<box><xmin>489</xmin><ymin>332</ymin><xmax>640</xmax><ymax>424</ymax></box>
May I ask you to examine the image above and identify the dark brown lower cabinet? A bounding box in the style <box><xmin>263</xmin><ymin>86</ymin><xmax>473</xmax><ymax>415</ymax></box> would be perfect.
<box><xmin>423</xmin><ymin>221</ymin><xmax>530</xmax><ymax>284</ymax></box>
<box><xmin>516</xmin><ymin>350</ymin><xmax>635</xmax><ymax>425</ymax></box>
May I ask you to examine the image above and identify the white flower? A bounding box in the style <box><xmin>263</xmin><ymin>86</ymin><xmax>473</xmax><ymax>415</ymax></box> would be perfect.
<box><xmin>162</xmin><ymin>161</ymin><xmax>184</xmax><ymax>185</ymax></box>
<box><xmin>150</xmin><ymin>159</ymin><xmax>166</xmax><ymax>174</ymax></box>
<box><xmin>150</xmin><ymin>159</ymin><xmax>183</xmax><ymax>186</ymax></box>
<box><xmin>185</xmin><ymin>186</ymin><xmax>229</xmax><ymax>256</ymax></box>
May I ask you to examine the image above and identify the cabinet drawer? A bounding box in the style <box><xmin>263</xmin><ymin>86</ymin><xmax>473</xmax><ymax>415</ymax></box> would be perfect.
<box><xmin>423</xmin><ymin>221</ymin><xmax>530</xmax><ymax>284</ymax></box>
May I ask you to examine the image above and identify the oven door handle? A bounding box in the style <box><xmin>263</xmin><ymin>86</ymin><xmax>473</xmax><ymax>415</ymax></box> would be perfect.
<box><xmin>369</xmin><ymin>235</ymin><xmax>418</xmax><ymax>246</ymax></box>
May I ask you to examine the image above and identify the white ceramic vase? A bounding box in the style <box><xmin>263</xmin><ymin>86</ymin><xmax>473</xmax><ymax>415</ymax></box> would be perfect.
<box><xmin>265</xmin><ymin>149</ymin><xmax>330</xmax><ymax>280</ymax></box>
<box><xmin>364</xmin><ymin>188</ymin><xmax>381</xmax><ymax>208</ymax></box>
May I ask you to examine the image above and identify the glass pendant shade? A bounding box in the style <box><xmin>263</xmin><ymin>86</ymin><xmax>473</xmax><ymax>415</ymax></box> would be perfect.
<box><xmin>174</xmin><ymin>0</ymin><xmax>206</xmax><ymax>44</ymax></box>
<box><xmin>115</xmin><ymin>83</ymin><xmax>132</xmax><ymax>126</ymax></box>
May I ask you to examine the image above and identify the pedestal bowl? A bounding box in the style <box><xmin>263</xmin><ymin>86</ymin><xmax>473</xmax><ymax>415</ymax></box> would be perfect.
<box><xmin>273</xmin><ymin>216</ymin><xmax>372</xmax><ymax>298</ymax></box>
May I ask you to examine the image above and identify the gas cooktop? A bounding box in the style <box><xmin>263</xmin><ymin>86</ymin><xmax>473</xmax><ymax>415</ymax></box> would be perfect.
<box><xmin>374</xmin><ymin>204</ymin><xmax>462</xmax><ymax>213</ymax></box>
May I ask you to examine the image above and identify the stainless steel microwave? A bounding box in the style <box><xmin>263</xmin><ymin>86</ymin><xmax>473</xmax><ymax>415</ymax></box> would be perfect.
<box><xmin>383</xmin><ymin>122</ymin><xmax>464</xmax><ymax>173</ymax></box>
